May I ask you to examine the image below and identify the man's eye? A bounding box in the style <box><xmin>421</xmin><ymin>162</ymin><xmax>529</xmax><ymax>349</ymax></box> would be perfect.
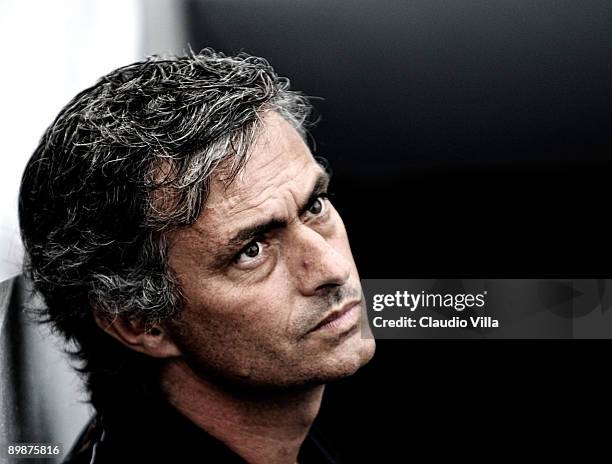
<box><xmin>307</xmin><ymin>195</ymin><xmax>328</xmax><ymax>216</ymax></box>
<box><xmin>236</xmin><ymin>241</ymin><xmax>262</xmax><ymax>263</ymax></box>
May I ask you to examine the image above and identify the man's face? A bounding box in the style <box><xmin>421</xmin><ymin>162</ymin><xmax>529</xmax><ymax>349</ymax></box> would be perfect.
<box><xmin>166</xmin><ymin>112</ymin><xmax>375</xmax><ymax>390</ymax></box>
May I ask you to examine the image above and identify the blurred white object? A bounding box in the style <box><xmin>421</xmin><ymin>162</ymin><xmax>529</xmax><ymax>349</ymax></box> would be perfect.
<box><xmin>0</xmin><ymin>0</ymin><xmax>142</xmax><ymax>282</ymax></box>
<box><xmin>0</xmin><ymin>277</ymin><xmax>94</xmax><ymax>464</ymax></box>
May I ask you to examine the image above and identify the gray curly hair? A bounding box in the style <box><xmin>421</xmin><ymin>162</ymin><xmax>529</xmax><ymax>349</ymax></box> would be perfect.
<box><xmin>18</xmin><ymin>49</ymin><xmax>314</xmax><ymax>409</ymax></box>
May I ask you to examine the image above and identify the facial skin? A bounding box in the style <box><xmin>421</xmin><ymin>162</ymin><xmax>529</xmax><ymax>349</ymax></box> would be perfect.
<box><xmin>164</xmin><ymin>111</ymin><xmax>375</xmax><ymax>391</ymax></box>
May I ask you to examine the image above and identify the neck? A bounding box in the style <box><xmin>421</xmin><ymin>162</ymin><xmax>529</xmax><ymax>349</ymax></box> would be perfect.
<box><xmin>160</xmin><ymin>360</ymin><xmax>325</xmax><ymax>464</ymax></box>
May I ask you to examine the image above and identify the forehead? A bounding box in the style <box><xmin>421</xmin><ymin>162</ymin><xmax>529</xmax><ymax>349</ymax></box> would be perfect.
<box><xmin>191</xmin><ymin>112</ymin><xmax>323</xmax><ymax>242</ymax></box>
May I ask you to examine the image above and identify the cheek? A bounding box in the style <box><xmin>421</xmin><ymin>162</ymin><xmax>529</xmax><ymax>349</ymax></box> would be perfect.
<box><xmin>182</xmin><ymin>278</ymin><xmax>293</xmax><ymax>343</ymax></box>
<box><xmin>169</xmin><ymin>280</ymin><xmax>304</xmax><ymax>383</ymax></box>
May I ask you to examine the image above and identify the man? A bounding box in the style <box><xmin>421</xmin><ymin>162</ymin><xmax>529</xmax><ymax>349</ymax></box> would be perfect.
<box><xmin>18</xmin><ymin>49</ymin><xmax>375</xmax><ymax>463</ymax></box>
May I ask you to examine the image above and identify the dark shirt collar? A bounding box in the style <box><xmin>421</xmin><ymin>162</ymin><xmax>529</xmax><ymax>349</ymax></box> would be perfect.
<box><xmin>66</xmin><ymin>394</ymin><xmax>341</xmax><ymax>464</ymax></box>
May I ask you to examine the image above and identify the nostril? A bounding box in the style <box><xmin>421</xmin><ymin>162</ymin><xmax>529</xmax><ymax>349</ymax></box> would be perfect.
<box><xmin>317</xmin><ymin>283</ymin><xmax>337</xmax><ymax>291</ymax></box>
<box><xmin>314</xmin><ymin>283</ymin><xmax>340</xmax><ymax>296</ymax></box>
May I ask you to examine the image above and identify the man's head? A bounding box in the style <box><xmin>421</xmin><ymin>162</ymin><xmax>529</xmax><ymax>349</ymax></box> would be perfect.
<box><xmin>19</xmin><ymin>50</ymin><xmax>374</xmax><ymax>408</ymax></box>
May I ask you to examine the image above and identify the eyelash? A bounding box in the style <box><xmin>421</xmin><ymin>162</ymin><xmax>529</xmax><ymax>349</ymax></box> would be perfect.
<box><xmin>232</xmin><ymin>192</ymin><xmax>333</xmax><ymax>265</ymax></box>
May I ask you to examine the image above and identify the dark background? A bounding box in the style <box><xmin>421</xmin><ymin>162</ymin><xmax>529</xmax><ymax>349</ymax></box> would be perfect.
<box><xmin>185</xmin><ymin>1</ymin><xmax>611</xmax><ymax>460</ymax></box>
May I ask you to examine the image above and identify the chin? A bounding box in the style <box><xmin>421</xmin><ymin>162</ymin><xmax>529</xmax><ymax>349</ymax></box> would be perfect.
<box><xmin>317</xmin><ymin>337</ymin><xmax>377</xmax><ymax>383</ymax></box>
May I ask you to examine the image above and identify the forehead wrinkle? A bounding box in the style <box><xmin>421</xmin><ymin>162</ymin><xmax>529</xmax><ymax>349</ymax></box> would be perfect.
<box><xmin>230</xmin><ymin>113</ymin><xmax>307</xmax><ymax>184</ymax></box>
<box><xmin>175</xmin><ymin>112</ymin><xmax>318</xmax><ymax>254</ymax></box>
<box><xmin>228</xmin><ymin>155</ymin><xmax>317</xmax><ymax>224</ymax></box>
<box><xmin>208</xmin><ymin>147</ymin><xmax>313</xmax><ymax>218</ymax></box>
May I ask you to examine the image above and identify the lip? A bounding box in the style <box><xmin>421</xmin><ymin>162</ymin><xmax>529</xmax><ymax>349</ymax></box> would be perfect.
<box><xmin>309</xmin><ymin>299</ymin><xmax>362</xmax><ymax>334</ymax></box>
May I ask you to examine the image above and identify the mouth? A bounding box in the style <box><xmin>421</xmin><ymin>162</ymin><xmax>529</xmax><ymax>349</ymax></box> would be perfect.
<box><xmin>308</xmin><ymin>299</ymin><xmax>362</xmax><ymax>334</ymax></box>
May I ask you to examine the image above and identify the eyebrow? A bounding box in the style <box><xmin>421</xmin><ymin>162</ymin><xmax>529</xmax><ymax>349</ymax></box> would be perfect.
<box><xmin>225</xmin><ymin>170</ymin><xmax>331</xmax><ymax>253</ymax></box>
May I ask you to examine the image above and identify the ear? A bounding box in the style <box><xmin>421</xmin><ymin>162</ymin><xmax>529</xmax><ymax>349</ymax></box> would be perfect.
<box><xmin>94</xmin><ymin>313</ymin><xmax>181</xmax><ymax>358</ymax></box>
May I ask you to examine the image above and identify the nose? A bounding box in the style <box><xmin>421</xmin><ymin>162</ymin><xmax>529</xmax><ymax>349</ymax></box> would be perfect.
<box><xmin>287</xmin><ymin>223</ymin><xmax>352</xmax><ymax>296</ymax></box>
